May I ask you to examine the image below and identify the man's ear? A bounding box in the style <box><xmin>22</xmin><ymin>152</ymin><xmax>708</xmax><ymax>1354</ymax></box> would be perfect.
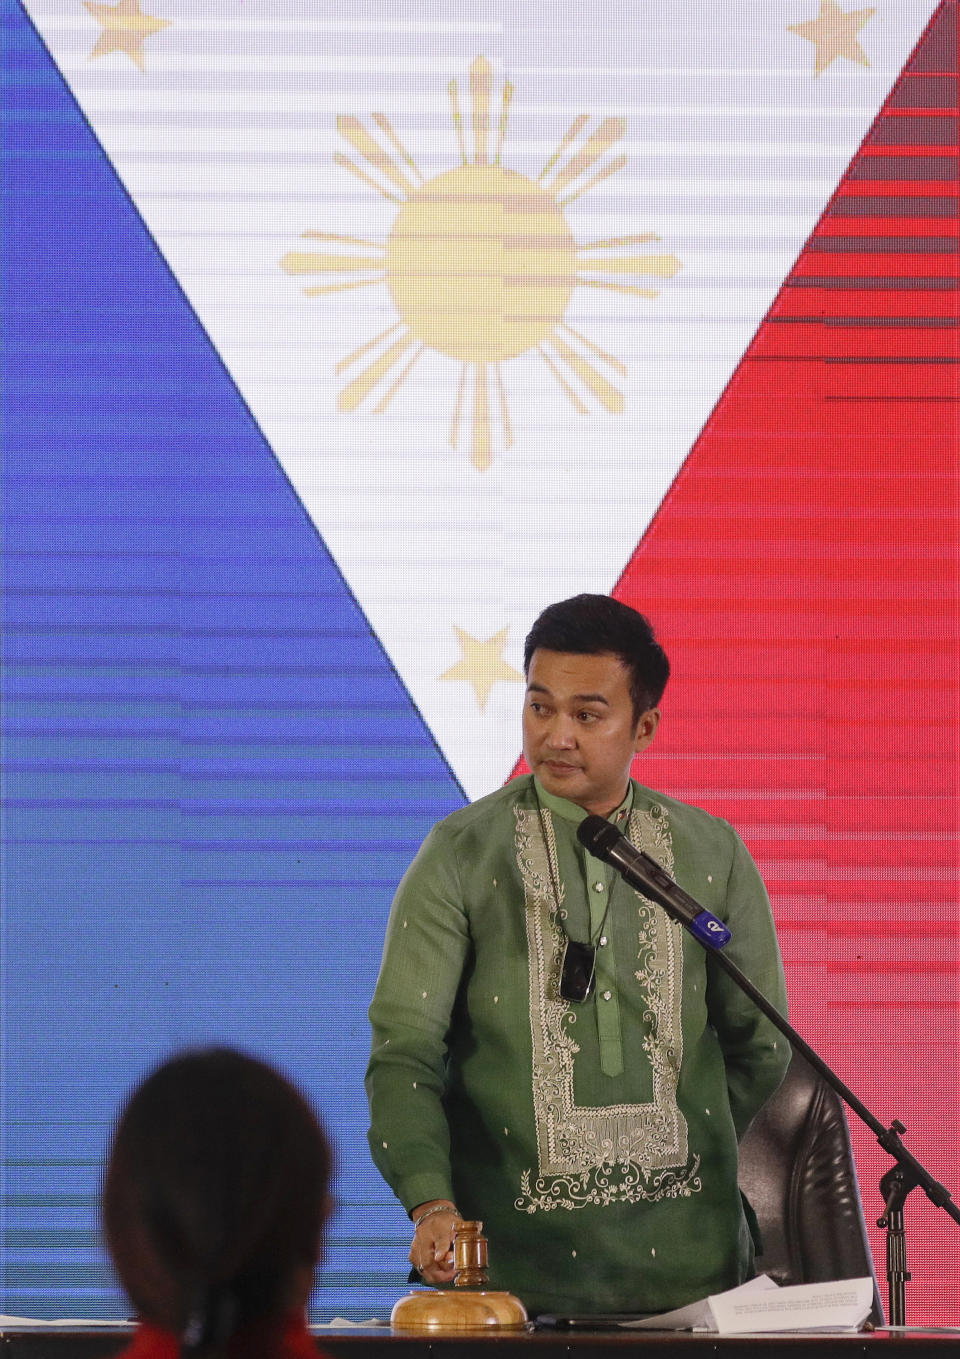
<box><xmin>634</xmin><ymin>708</ymin><xmax>660</xmax><ymax>755</ymax></box>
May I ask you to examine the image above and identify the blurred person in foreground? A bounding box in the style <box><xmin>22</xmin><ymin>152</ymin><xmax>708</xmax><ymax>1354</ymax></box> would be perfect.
<box><xmin>103</xmin><ymin>1047</ymin><xmax>332</xmax><ymax>1359</ymax></box>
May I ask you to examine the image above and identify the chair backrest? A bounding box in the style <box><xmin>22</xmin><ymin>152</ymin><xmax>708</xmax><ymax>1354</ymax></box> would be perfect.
<box><xmin>738</xmin><ymin>1050</ymin><xmax>885</xmax><ymax>1326</ymax></box>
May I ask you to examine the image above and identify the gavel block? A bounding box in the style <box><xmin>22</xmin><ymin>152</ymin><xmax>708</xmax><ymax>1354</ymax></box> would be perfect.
<box><xmin>390</xmin><ymin>1219</ymin><xmax>528</xmax><ymax>1332</ymax></box>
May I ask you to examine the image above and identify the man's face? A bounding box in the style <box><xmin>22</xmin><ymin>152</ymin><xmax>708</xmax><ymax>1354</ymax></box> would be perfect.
<box><xmin>522</xmin><ymin>649</ymin><xmax>660</xmax><ymax>817</ymax></box>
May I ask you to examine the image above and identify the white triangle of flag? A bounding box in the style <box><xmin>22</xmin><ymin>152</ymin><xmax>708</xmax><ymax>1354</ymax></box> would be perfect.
<box><xmin>25</xmin><ymin>0</ymin><xmax>940</xmax><ymax>799</ymax></box>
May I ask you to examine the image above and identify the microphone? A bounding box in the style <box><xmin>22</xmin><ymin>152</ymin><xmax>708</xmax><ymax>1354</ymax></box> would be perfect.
<box><xmin>576</xmin><ymin>815</ymin><xmax>732</xmax><ymax>951</ymax></box>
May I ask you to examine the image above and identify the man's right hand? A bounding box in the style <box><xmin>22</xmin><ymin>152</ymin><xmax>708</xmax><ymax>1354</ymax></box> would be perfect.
<box><xmin>408</xmin><ymin>1200</ymin><xmax>459</xmax><ymax>1284</ymax></box>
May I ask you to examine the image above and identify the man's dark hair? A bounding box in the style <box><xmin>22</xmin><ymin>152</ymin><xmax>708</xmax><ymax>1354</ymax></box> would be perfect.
<box><xmin>524</xmin><ymin>594</ymin><xmax>670</xmax><ymax>721</ymax></box>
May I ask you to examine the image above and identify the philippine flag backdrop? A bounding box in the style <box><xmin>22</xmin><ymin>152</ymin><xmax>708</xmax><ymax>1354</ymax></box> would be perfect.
<box><xmin>2</xmin><ymin>0</ymin><xmax>958</xmax><ymax>1325</ymax></box>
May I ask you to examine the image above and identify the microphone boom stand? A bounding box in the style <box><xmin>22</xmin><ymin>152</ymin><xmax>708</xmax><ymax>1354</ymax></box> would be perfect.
<box><xmin>629</xmin><ymin>870</ymin><xmax>958</xmax><ymax>1327</ymax></box>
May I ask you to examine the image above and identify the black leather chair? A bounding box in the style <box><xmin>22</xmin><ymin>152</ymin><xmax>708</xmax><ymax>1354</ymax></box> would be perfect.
<box><xmin>738</xmin><ymin>1050</ymin><xmax>885</xmax><ymax>1325</ymax></box>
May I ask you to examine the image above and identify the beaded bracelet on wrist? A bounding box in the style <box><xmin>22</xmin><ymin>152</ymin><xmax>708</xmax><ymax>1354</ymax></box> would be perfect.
<box><xmin>412</xmin><ymin>1202</ymin><xmax>461</xmax><ymax>1230</ymax></box>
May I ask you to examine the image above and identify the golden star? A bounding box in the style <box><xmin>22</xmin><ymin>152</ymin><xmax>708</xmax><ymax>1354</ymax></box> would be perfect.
<box><xmin>788</xmin><ymin>1</ymin><xmax>875</xmax><ymax>76</ymax></box>
<box><xmin>85</xmin><ymin>0</ymin><xmax>171</xmax><ymax>72</ymax></box>
<box><xmin>439</xmin><ymin>626</ymin><xmax>524</xmax><ymax>710</ymax></box>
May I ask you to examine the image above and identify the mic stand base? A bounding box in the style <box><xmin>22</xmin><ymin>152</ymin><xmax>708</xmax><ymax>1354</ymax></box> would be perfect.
<box><xmin>878</xmin><ymin>1156</ymin><xmax>915</xmax><ymax>1328</ymax></box>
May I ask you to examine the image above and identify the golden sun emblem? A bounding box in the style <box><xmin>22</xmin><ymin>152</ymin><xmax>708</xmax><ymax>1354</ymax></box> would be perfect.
<box><xmin>281</xmin><ymin>57</ymin><xmax>680</xmax><ymax>470</ymax></box>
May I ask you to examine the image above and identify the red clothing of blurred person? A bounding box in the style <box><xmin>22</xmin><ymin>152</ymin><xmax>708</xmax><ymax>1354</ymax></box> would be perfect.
<box><xmin>111</xmin><ymin>1317</ymin><xmax>328</xmax><ymax>1359</ymax></box>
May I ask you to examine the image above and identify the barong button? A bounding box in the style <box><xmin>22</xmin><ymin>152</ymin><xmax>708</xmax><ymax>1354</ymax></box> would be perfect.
<box><xmin>602</xmin><ymin>990</ymin><xmax>612</xmax><ymax>1001</ymax></box>
<box><xmin>593</xmin><ymin>881</ymin><xmax>604</xmax><ymax>892</ymax></box>
<box><xmin>599</xmin><ymin>935</ymin><xmax>608</xmax><ymax>947</ymax></box>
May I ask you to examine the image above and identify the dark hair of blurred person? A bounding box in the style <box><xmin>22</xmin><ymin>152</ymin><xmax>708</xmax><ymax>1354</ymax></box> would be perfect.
<box><xmin>103</xmin><ymin>1047</ymin><xmax>333</xmax><ymax>1359</ymax></box>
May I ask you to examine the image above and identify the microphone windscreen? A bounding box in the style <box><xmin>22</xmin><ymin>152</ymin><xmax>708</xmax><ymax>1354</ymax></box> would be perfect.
<box><xmin>576</xmin><ymin>814</ymin><xmax>620</xmax><ymax>857</ymax></box>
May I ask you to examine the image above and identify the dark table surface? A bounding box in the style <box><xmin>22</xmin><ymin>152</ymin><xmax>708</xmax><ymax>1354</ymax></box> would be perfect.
<box><xmin>3</xmin><ymin>1325</ymin><xmax>959</xmax><ymax>1359</ymax></box>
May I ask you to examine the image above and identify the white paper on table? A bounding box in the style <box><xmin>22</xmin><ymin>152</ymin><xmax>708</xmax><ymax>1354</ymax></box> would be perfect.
<box><xmin>0</xmin><ymin>1317</ymin><xmax>132</xmax><ymax>1329</ymax></box>
<box><xmin>705</xmin><ymin>1276</ymin><xmax>875</xmax><ymax>1334</ymax></box>
<box><xmin>311</xmin><ymin>1318</ymin><xmax>388</xmax><ymax>1329</ymax></box>
<box><xmin>0</xmin><ymin>1315</ymin><xmax>390</xmax><ymax>1333</ymax></box>
<box><xmin>619</xmin><ymin>1273</ymin><xmax>777</xmax><ymax>1329</ymax></box>
<box><xmin>620</xmin><ymin>1274</ymin><xmax>874</xmax><ymax>1333</ymax></box>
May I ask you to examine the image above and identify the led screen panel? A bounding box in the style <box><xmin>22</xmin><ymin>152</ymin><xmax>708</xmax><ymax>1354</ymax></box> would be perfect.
<box><xmin>2</xmin><ymin>0</ymin><xmax>958</xmax><ymax>1326</ymax></box>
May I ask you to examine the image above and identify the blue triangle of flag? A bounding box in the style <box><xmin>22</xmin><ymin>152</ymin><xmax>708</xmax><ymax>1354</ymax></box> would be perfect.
<box><xmin>2</xmin><ymin>0</ymin><xmax>462</xmax><ymax>1319</ymax></box>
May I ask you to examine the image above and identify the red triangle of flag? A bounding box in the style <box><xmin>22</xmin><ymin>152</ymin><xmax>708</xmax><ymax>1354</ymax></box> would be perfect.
<box><xmin>619</xmin><ymin>1</ymin><xmax>959</xmax><ymax>1319</ymax></box>
<box><xmin>518</xmin><ymin>0</ymin><xmax>959</xmax><ymax>1322</ymax></box>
